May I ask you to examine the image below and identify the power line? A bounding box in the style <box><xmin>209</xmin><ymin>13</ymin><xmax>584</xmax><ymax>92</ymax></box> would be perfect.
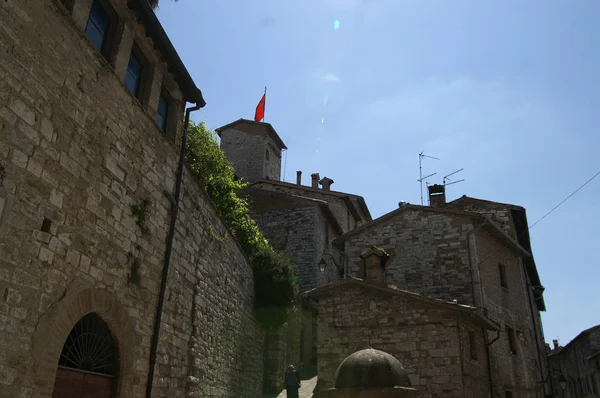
<box><xmin>476</xmin><ymin>169</ymin><xmax>600</xmax><ymax>266</ymax></box>
<box><xmin>529</xmin><ymin>170</ymin><xmax>600</xmax><ymax>229</ymax></box>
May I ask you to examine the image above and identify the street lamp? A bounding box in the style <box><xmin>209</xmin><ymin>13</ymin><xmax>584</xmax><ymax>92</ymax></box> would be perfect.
<box><xmin>318</xmin><ymin>253</ymin><xmax>344</xmax><ymax>277</ymax></box>
<box><xmin>318</xmin><ymin>258</ymin><xmax>327</xmax><ymax>273</ymax></box>
<box><xmin>558</xmin><ymin>374</ymin><xmax>567</xmax><ymax>390</ymax></box>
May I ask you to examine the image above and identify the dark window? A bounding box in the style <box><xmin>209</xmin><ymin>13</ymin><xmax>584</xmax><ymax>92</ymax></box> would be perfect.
<box><xmin>265</xmin><ymin>149</ymin><xmax>270</xmax><ymax>160</ymax></box>
<box><xmin>469</xmin><ymin>331</ymin><xmax>478</xmax><ymax>361</ymax></box>
<box><xmin>507</xmin><ymin>327</ymin><xmax>518</xmax><ymax>355</ymax></box>
<box><xmin>85</xmin><ymin>0</ymin><xmax>111</xmax><ymax>53</ymax></box>
<box><xmin>499</xmin><ymin>263</ymin><xmax>508</xmax><ymax>289</ymax></box>
<box><xmin>41</xmin><ymin>218</ymin><xmax>52</xmax><ymax>233</ymax></box>
<box><xmin>505</xmin><ymin>391</ymin><xmax>513</xmax><ymax>398</ymax></box>
<box><xmin>125</xmin><ymin>50</ymin><xmax>143</xmax><ymax>97</ymax></box>
<box><xmin>155</xmin><ymin>95</ymin><xmax>169</xmax><ymax>132</ymax></box>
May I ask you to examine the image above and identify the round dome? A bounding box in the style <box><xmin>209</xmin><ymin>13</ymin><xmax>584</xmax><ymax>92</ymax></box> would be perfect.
<box><xmin>333</xmin><ymin>348</ymin><xmax>412</xmax><ymax>389</ymax></box>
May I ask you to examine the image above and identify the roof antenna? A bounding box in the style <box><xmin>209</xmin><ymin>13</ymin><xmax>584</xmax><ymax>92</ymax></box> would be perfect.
<box><xmin>418</xmin><ymin>151</ymin><xmax>439</xmax><ymax>205</ymax></box>
<box><xmin>282</xmin><ymin>135</ymin><xmax>290</xmax><ymax>182</ymax></box>
<box><xmin>443</xmin><ymin>168</ymin><xmax>465</xmax><ymax>187</ymax></box>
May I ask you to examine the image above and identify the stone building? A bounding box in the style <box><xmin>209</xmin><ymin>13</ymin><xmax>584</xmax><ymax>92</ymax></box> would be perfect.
<box><xmin>0</xmin><ymin>0</ymin><xmax>265</xmax><ymax>397</ymax></box>
<box><xmin>307</xmin><ymin>184</ymin><xmax>551</xmax><ymax>397</ymax></box>
<box><xmin>547</xmin><ymin>325</ymin><xmax>600</xmax><ymax>397</ymax></box>
<box><xmin>216</xmin><ymin>119</ymin><xmax>372</xmax><ymax>390</ymax></box>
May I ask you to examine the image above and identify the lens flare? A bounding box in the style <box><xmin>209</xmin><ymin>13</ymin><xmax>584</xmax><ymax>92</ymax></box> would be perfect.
<box><xmin>334</xmin><ymin>20</ymin><xmax>340</xmax><ymax>29</ymax></box>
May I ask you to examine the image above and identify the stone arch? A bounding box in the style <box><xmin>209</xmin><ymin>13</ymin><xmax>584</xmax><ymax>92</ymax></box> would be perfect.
<box><xmin>32</xmin><ymin>278</ymin><xmax>137</xmax><ymax>398</ymax></box>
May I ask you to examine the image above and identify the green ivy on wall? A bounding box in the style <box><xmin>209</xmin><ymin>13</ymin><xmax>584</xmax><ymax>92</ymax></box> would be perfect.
<box><xmin>185</xmin><ymin>122</ymin><xmax>299</xmax><ymax>328</ymax></box>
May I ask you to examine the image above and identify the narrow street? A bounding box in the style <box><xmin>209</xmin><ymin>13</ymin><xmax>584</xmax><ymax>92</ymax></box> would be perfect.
<box><xmin>275</xmin><ymin>375</ymin><xmax>318</xmax><ymax>398</ymax></box>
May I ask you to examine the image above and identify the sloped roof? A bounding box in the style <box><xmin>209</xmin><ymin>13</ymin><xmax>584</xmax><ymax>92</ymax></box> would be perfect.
<box><xmin>307</xmin><ymin>277</ymin><xmax>499</xmax><ymax>330</ymax></box>
<box><xmin>548</xmin><ymin>325</ymin><xmax>600</xmax><ymax>357</ymax></box>
<box><xmin>248</xmin><ymin>179</ymin><xmax>370</xmax><ymax>222</ymax></box>
<box><xmin>333</xmin><ymin>204</ymin><xmax>530</xmax><ymax>257</ymax></box>
<box><xmin>243</xmin><ymin>187</ymin><xmax>343</xmax><ymax>234</ymax></box>
<box><xmin>447</xmin><ymin>195</ymin><xmax>524</xmax><ymax>210</ymax></box>
<box><xmin>215</xmin><ymin>119</ymin><xmax>287</xmax><ymax>150</ymax></box>
<box><xmin>445</xmin><ymin>196</ymin><xmax>545</xmax><ymax>311</ymax></box>
<box><xmin>128</xmin><ymin>1</ymin><xmax>205</xmax><ymax>105</ymax></box>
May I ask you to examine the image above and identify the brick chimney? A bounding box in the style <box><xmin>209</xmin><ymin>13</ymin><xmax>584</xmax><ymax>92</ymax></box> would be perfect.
<box><xmin>319</xmin><ymin>176</ymin><xmax>334</xmax><ymax>191</ymax></box>
<box><xmin>296</xmin><ymin>171</ymin><xmax>302</xmax><ymax>185</ymax></box>
<box><xmin>428</xmin><ymin>184</ymin><xmax>446</xmax><ymax>207</ymax></box>
<box><xmin>311</xmin><ymin>173</ymin><xmax>320</xmax><ymax>188</ymax></box>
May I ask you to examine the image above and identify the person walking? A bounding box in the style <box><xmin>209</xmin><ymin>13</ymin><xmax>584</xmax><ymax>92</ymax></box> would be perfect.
<box><xmin>284</xmin><ymin>364</ymin><xmax>301</xmax><ymax>398</ymax></box>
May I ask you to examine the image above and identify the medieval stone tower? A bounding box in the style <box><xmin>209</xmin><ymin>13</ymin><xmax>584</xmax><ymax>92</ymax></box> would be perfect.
<box><xmin>216</xmin><ymin>119</ymin><xmax>287</xmax><ymax>182</ymax></box>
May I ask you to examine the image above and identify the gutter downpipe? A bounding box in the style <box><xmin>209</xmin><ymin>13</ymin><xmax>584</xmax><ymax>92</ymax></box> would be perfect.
<box><xmin>146</xmin><ymin>101</ymin><xmax>203</xmax><ymax>398</ymax></box>
<box><xmin>466</xmin><ymin>218</ymin><xmax>498</xmax><ymax>398</ymax></box>
<box><xmin>525</xmin><ymin>277</ymin><xmax>551</xmax><ymax>397</ymax></box>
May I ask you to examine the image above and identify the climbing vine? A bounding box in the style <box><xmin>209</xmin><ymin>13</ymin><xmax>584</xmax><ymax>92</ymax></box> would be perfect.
<box><xmin>185</xmin><ymin>122</ymin><xmax>299</xmax><ymax>328</ymax></box>
<box><xmin>0</xmin><ymin>159</ymin><xmax>6</xmax><ymax>185</ymax></box>
<box><xmin>130</xmin><ymin>198</ymin><xmax>151</xmax><ymax>235</ymax></box>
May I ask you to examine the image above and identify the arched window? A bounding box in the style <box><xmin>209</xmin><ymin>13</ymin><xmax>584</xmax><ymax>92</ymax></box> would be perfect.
<box><xmin>58</xmin><ymin>312</ymin><xmax>117</xmax><ymax>376</ymax></box>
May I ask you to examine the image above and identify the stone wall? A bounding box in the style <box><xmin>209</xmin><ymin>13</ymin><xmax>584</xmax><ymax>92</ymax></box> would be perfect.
<box><xmin>248</xmin><ymin>190</ymin><xmax>342</xmax><ymax>292</ymax></box>
<box><xmin>315</xmin><ymin>283</ymin><xmax>490</xmax><ymax>398</ymax></box>
<box><xmin>448</xmin><ymin>198</ymin><xmax>518</xmax><ymax>239</ymax></box>
<box><xmin>250</xmin><ymin>181</ymin><xmax>359</xmax><ymax>234</ymax></box>
<box><xmin>0</xmin><ymin>0</ymin><xmax>263</xmax><ymax>396</ymax></box>
<box><xmin>546</xmin><ymin>326</ymin><xmax>600</xmax><ymax>397</ymax></box>
<box><xmin>475</xmin><ymin>228</ymin><xmax>542</xmax><ymax>397</ymax></box>
<box><xmin>342</xmin><ymin>208</ymin><xmax>475</xmax><ymax>305</ymax></box>
<box><xmin>219</xmin><ymin>127</ymin><xmax>270</xmax><ymax>183</ymax></box>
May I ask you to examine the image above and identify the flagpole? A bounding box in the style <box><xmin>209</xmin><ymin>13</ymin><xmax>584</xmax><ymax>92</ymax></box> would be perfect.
<box><xmin>264</xmin><ymin>86</ymin><xmax>267</xmax><ymax>122</ymax></box>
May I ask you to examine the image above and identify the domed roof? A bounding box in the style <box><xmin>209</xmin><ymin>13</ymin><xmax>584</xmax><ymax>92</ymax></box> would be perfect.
<box><xmin>333</xmin><ymin>348</ymin><xmax>412</xmax><ymax>389</ymax></box>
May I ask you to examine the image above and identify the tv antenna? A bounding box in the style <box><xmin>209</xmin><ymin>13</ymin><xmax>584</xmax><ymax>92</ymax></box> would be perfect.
<box><xmin>443</xmin><ymin>168</ymin><xmax>465</xmax><ymax>186</ymax></box>
<box><xmin>418</xmin><ymin>151</ymin><xmax>439</xmax><ymax>205</ymax></box>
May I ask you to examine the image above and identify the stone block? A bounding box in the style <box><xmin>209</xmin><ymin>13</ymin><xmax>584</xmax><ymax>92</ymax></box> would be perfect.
<box><xmin>105</xmin><ymin>154</ymin><xmax>125</xmax><ymax>181</ymax></box>
<box><xmin>26</xmin><ymin>158</ymin><xmax>42</xmax><ymax>178</ymax></box>
<box><xmin>65</xmin><ymin>249</ymin><xmax>80</xmax><ymax>267</ymax></box>
<box><xmin>9</xmin><ymin>98</ymin><xmax>35</xmax><ymax>126</ymax></box>
<box><xmin>39</xmin><ymin>247</ymin><xmax>54</xmax><ymax>264</ymax></box>
<box><xmin>0</xmin><ymin>106</ymin><xmax>17</xmax><ymax>126</ymax></box>
<box><xmin>11</xmin><ymin>149</ymin><xmax>28</xmax><ymax>169</ymax></box>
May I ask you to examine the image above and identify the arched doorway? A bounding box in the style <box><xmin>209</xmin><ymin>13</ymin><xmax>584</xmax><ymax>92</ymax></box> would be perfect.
<box><xmin>52</xmin><ymin>312</ymin><xmax>118</xmax><ymax>398</ymax></box>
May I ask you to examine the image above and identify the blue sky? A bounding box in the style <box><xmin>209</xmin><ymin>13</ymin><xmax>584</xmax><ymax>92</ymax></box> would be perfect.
<box><xmin>156</xmin><ymin>0</ymin><xmax>600</xmax><ymax>346</ymax></box>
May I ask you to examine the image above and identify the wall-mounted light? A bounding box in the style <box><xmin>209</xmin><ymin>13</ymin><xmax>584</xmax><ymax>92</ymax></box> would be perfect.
<box><xmin>318</xmin><ymin>253</ymin><xmax>344</xmax><ymax>277</ymax></box>
<box><xmin>318</xmin><ymin>258</ymin><xmax>327</xmax><ymax>273</ymax></box>
<box><xmin>558</xmin><ymin>374</ymin><xmax>567</xmax><ymax>390</ymax></box>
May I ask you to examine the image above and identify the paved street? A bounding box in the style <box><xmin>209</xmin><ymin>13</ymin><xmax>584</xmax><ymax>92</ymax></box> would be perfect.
<box><xmin>275</xmin><ymin>375</ymin><xmax>318</xmax><ymax>398</ymax></box>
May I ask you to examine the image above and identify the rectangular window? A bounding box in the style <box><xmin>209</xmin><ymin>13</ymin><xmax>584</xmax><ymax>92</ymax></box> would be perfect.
<box><xmin>155</xmin><ymin>95</ymin><xmax>169</xmax><ymax>132</ymax></box>
<box><xmin>505</xmin><ymin>391</ymin><xmax>513</xmax><ymax>398</ymax></box>
<box><xmin>499</xmin><ymin>263</ymin><xmax>508</xmax><ymax>289</ymax></box>
<box><xmin>507</xmin><ymin>327</ymin><xmax>518</xmax><ymax>355</ymax></box>
<box><xmin>125</xmin><ymin>50</ymin><xmax>143</xmax><ymax>97</ymax></box>
<box><xmin>85</xmin><ymin>0</ymin><xmax>111</xmax><ymax>53</ymax></box>
<box><xmin>469</xmin><ymin>331</ymin><xmax>478</xmax><ymax>361</ymax></box>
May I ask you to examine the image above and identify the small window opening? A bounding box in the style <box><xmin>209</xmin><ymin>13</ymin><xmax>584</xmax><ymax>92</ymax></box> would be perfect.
<box><xmin>499</xmin><ymin>263</ymin><xmax>508</xmax><ymax>289</ymax></box>
<box><xmin>125</xmin><ymin>48</ymin><xmax>144</xmax><ymax>97</ymax></box>
<box><xmin>85</xmin><ymin>0</ymin><xmax>111</xmax><ymax>54</ymax></box>
<box><xmin>41</xmin><ymin>218</ymin><xmax>52</xmax><ymax>233</ymax></box>
<box><xmin>265</xmin><ymin>149</ymin><xmax>270</xmax><ymax>160</ymax></box>
<box><xmin>155</xmin><ymin>94</ymin><xmax>169</xmax><ymax>132</ymax></box>
<box><xmin>505</xmin><ymin>391</ymin><xmax>513</xmax><ymax>398</ymax></box>
<box><xmin>469</xmin><ymin>331</ymin><xmax>478</xmax><ymax>361</ymax></box>
<box><xmin>507</xmin><ymin>326</ymin><xmax>518</xmax><ymax>355</ymax></box>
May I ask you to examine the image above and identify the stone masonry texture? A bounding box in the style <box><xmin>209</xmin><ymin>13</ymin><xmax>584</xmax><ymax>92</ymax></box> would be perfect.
<box><xmin>314</xmin><ymin>282</ymin><xmax>491</xmax><ymax>398</ymax></box>
<box><xmin>219</xmin><ymin>124</ymin><xmax>283</xmax><ymax>183</ymax></box>
<box><xmin>339</xmin><ymin>206</ymin><xmax>547</xmax><ymax>397</ymax></box>
<box><xmin>0</xmin><ymin>1</ymin><xmax>264</xmax><ymax>397</ymax></box>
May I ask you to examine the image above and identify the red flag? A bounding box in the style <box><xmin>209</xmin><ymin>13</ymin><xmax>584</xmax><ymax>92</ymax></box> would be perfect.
<box><xmin>254</xmin><ymin>93</ymin><xmax>265</xmax><ymax>122</ymax></box>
